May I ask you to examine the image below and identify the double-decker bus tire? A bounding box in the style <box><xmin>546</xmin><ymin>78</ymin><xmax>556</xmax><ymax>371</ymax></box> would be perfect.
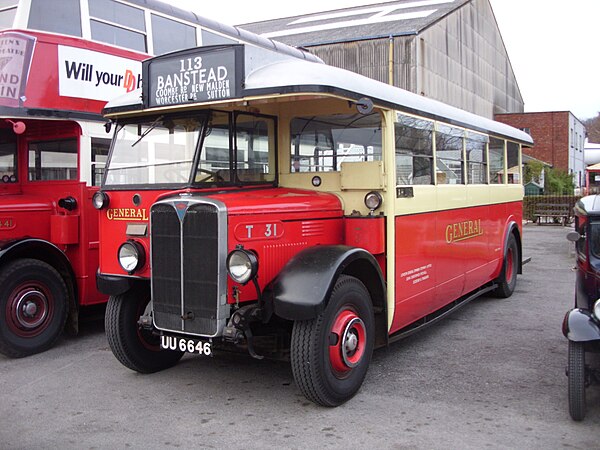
<box><xmin>493</xmin><ymin>234</ymin><xmax>518</xmax><ymax>298</ymax></box>
<box><xmin>567</xmin><ymin>340</ymin><xmax>586</xmax><ymax>421</ymax></box>
<box><xmin>0</xmin><ymin>258</ymin><xmax>68</xmax><ymax>358</ymax></box>
<box><xmin>105</xmin><ymin>291</ymin><xmax>184</xmax><ymax>374</ymax></box>
<box><xmin>290</xmin><ymin>275</ymin><xmax>374</xmax><ymax>406</ymax></box>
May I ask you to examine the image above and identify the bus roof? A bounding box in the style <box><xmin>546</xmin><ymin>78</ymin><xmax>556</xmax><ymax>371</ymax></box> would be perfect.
<box><xmin>105</xmin><ymin>44</ymin><xmax>533</xmax><ymax>146</ymax></box>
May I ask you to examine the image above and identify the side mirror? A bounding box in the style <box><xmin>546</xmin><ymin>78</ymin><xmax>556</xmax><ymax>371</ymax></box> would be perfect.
<box><xmin>566</xmin><ymin>231</ymin><xmax>581</xmax><ymax>242</ymax></box>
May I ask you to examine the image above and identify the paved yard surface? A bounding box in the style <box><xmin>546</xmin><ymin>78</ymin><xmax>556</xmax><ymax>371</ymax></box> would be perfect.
<box><xmin>0</xmin><ymin>223</ymin><xmax>598</xmax><ymax>449</ymax></box>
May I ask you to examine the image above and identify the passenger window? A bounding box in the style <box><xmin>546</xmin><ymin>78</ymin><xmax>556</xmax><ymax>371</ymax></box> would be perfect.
<box><xmin>435</xmin><ymin>124</ymin><xmax>464</xmax><ymax>184</ymax></box>
<box><xmin>0</xmin><ymin>129</ymin><xmax>17</xmax><ymax>183</ymax></box>
<box><xmin>28</xmin><ymin>139</ymin><xmax>78</xmax><ymax>181</ymax></box>
<box><xmin>89</xmin><ymin>0</ymin><xmax>146</xmax><ymax>52</ymax></box>
<box><xmin>395</xmin><ymin>113</ymin><xmax>433</xmax><ymax>185</ymax></box>
<box><xmin>151</xmin><ymin>14</ymin><xmax>196</xmax><ymax>55</ymax></box>
<box><xmin>506</xmin><ymin>141</ymin><xmax>520</xmax><ymax>184</ymax></box>
<box><xmin>29</xmin><ymin>0</ymin><xmax>82</xmax><ymax>37</ymax></box>
<box><xmin>489</xmin><ymin>137</ymin><xmax>505</xmax><ymax>184</ymax></box>
<box><xmin>466</xmin><ymin>132</ymin><xmax>488</xmax><ymax>184</ymax></box>
<box><xmin>290</xmin><ymin>113</ymin><xmax>382</xmax><ymax>172</ymax></box>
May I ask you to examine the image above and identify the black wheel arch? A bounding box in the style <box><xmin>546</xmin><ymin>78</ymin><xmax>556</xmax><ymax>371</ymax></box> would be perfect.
<box><xmin>265</xmin><ymin>245</ymin><xmax>387</xmax><ymax>346</ymax></box>
<box><xmin>0</xmin><ymin>238</ymin><xmax>78</xmax><ymax>326</ymax></box>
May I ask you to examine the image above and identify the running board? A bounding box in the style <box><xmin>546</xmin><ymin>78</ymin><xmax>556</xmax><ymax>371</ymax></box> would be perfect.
<box><xmin>388</xmin><ymin>283</ymin><xmax>498</xmax><ymax>344</ymax></box>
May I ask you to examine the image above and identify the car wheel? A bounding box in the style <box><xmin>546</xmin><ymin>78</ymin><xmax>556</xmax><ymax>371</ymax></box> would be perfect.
<box><xmin>568</xmin><ymin>340</ymin><xmax>586</xmax><ymax>421</ymax></box>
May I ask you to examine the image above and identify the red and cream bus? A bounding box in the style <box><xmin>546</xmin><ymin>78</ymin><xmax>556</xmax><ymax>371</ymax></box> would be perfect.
<box><xmin>0</xmin><ymin>0</ymin><xmax>320</xmax><ymax>358</ymax></box>
<box><xmin>96</xmin><ymin>44</ymin><xmax>533</xmax><ymax>406</ymax></box>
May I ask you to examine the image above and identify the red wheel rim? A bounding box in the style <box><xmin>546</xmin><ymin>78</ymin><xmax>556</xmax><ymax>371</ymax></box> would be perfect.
<box><xmin>6</xmin><ymin>281</ymin><xmax>54</xmax><ymax>338</ymax></box>
<box><xmin>506</xmin><ymin>247</ymin><xmax>514</xmax><ymax>283</ymax></box>
<box><xmin>329</xmin><ymin>308</ymin><xmax>367</xmax><ymax>377</ymax></box>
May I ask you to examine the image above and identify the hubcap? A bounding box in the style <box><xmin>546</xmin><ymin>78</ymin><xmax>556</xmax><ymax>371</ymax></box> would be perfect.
<box><xmin>329</xmin><ymin>309</ymin><xmax>367</xmax><ymax>376</ymax></box>
<box><xmin>15</xmin><ymin>291</ymin><xmax>48</xmax><ymax>329</ymax></box>
<box><xmin>7</xmin><ymin>283</ymin><xmax>53</xmax><ymax>337</ymax></box>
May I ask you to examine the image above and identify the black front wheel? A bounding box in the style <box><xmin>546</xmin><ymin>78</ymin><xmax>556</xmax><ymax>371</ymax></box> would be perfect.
<box><xmin>567</xmin><ymin>340</ymin><xmax>586</xmax><ymax>421</ymax></box>
<box><xmin>291</xmin><ymin>275</ymin><xmax>374</xmax><ymax>407</ymax></box>
<box><xmin>105</xmin><ymin>289</ymin><xmax>184</xmax><ymax>373</ymax></box>
<box><xmin>0</xmin><ymin>259</ymin><xmax>68</xmax><ymax>358</ymax></box>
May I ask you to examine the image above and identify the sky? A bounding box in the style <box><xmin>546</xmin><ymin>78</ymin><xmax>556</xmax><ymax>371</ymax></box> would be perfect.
<box><xmin>169</xmin><ymin>0</ymin><xmax>600</xmax><ymax>120</ymax></box>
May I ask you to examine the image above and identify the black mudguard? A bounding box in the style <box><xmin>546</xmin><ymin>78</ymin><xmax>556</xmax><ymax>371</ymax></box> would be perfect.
<box><xmin>266</xmin><ymin>245</ymin><xmax>385</xmax><ymax>321</ymax></box>
<box><xmin>562</xmin><ymin>308</ymin><xmax>600</xmax><ymax>342</ymax></box>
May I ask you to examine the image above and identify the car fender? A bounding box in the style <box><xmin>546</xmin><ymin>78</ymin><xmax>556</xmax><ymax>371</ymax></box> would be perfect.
<box><xmin>562</xmin><ymin>308</ymin><xmax>600</xmax><ymax>342</ymax></box>
<box><xmin>265</xmin><ymin>245</ymin><xmax>385</xmax><ymax>321</ymax></box>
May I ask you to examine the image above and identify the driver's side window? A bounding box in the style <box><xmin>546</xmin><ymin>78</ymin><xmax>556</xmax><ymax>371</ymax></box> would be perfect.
<box><xmin>0</xmin><ymin>130</ymin><xmax>17</xmax><ymax>183</ymax></box>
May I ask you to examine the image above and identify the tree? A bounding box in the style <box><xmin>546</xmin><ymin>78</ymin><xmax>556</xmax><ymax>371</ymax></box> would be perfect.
<box><xmin>545</xmin><ymin>167</ymin><xmax>575</xmax><ymax>195</ymax></box>
<box><xmin>584</xmin><ymin>112</ymin><xmax>600</xmax><ymax>143</ymax></box>
<box><xmin>523</xmin><ymin>160</ymin><xmax>544</xmax><ymax>184</ymax></box>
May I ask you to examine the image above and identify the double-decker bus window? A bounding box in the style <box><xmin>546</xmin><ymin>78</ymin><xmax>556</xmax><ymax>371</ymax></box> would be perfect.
<box><xmin>235</xmin><ymin>115</ymin><xmax>276</xmax><ymax>183</ymax></box>
<box><xmin>290</xmin><ymin>113</ymin><xmax>382</xmax><ymax>173</ymax></box>
<box><xmin>151</xmin><ymin>14</ymin><xmax>196</xmax><ymax>55</ymax></box>
<box><xmin>91</xmin><ymin>138</ymin><xmax>111</xmax><ymax>187</ymax></box>
<box><xmin>466</xmin><ymin>132</ymin><xmax>488</xmax><ymax>184</ymax></box>
<box><xmin>106</xmin><ymin>117</ymin><xmax>203</xmax><ymax>186</ymax></box>
<box><xmin>435</xmin><ymin>124</ymin><xmax>464</xmax><ymax>184</ymax></box>
<box><xmin>489</xmin><ymin>137</ymin><xmax>505</xmax><ymax>184</ymax></box>
<box><xmin>201</xmin><ymin>29</ymin><xmax>238</xmax><ymax>46</ymax></box>
<box><xmin>89</xmin><ymin>0</ymin><xmax>146</xmax><ymax>52</ymax></box>
<box><xmin>29</xmin><ymin>0</ymin><xmax>82</xmax><ymax>37</ymax></box>
<box><xmin>506</xmin><ymin>141</ymin><xmax>520</xmax><ymax>184</ymax></box>
<box><xmin>395</xmin><ymin>113</ymin><xmax>433</xmax><ymax>185</ymax></box>
<box><xmin>0</xmin><ymin>2</ymin><xmax>16</xmax><ymax>29</ymax></box>
<box><xmin>28</xmin><ymin>139</ymin><xmax>78</xmax><ymax>181</ymax></box>
<box><xmin>0</xmin><ymin>130</ymin><xmax>16</xmax><ymax>182</ymax></box>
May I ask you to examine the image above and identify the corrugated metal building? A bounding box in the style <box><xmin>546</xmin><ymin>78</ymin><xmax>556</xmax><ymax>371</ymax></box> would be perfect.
<box><xmin>240</xmin><ymin>0</ymin><xmax>524</xmax><ymax>119</ymax></box>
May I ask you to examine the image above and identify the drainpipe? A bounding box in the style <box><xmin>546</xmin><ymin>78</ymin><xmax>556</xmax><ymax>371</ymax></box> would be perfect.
<box><xmin>388</xmin><ymin>36</ymin><xmax>394</xmax><ymax>86</ymax></box>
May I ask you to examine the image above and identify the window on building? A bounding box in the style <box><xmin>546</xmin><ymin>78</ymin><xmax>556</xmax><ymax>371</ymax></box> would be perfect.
<box><xmin>395</xmin><ymin>113</ymin><xmax>433</xmax><ymax>185</ymax></box>
<box><xmin>29</xmin><ymin>0</ymin><xmax>82</xmax><ymax>37</ymax></box>
<box><xmin>29</xmin><ymin>139</ymin><xmax>78</xmax><ymax>181</ymax></box>
<box><xmin>89</xmin><ymin>0</ymin><xmax>146</xmax><ymax>52</ymax></box>
<box><xmin>489</xmin><ymin>137</ymin><xmax>505</xmax><ymax>184</ymax></box>
<box><xmin>435</xmin><ymin>124</ymin><xmax>464</xmax><ymax>184</ymax></box>
<box><xmin>151</xmin><ymin>14</ymin><xmax>196</xmax><ymax>55</ymax></box>
<box><xmin>290</xmin><ymin>113</ymin><xmax>382</xmax><ymax>173</ymax></box>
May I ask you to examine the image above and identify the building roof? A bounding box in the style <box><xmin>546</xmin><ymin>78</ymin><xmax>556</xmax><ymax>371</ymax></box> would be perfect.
<box><xmin>239</xmin><ymin>0</ymin><xmax>472</xmax><ymax>47</ymax></box>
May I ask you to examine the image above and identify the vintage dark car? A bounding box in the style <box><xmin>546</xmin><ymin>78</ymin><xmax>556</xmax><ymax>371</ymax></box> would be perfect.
<box><xmin>564</xmin><ymin>195</ymin><xmax>600</xmax><ymax>421</ymax></box>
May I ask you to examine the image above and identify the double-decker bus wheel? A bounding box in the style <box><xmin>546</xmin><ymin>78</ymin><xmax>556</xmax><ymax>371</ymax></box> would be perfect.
<box><xmin>494</xmin><ymin>234</ymin><xmax>519</xmax><ymax>298</ymax></box>
<box><xmin>105</xmin><ymin>290</ymin><xmax>184</xmax><ymax>373</ymax></box>
<box><xmin>0</xmin><ymin>258</ymin><xmax>68</xmax><ymax>358</ymax></box>
<box><xmin>291</xmin><ymin>275</ymin><xmax>374</xmax><ymax>407</ymax></box>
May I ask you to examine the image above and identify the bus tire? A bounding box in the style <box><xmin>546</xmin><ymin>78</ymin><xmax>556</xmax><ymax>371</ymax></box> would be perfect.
<box><xmin>290</xmin><ymin>275</ymin><xmax>374</xmax><ymax>406</ymax></box>
<box><xmin>0</xmin><ymin>258</ymin><xmax>68</xmax><ymax>358</ymax></box>
<box><xmin>493</xmin><ymin>234</ymin><xmax>518</xmax><ymax>298</ymax></box>
<box><xmin>105</xmin><ymin>290</ymin><xmax>184</xmax><ymax>373</ymax></box>
<box><xmin>567</xmin><ymin>340</ymin><xmax>586</xmax><ymax>421</ymax></box>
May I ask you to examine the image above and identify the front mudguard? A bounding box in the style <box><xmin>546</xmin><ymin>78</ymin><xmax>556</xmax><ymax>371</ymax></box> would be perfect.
<box><xmin>562</xmin><ymin>308</ymin><xmax>600</xmax><ymax>342</ymax></box>
<box><xmin>265</xmin><ymin>245</ymin><xmax>385</xmax><ymax>321</ymax></box>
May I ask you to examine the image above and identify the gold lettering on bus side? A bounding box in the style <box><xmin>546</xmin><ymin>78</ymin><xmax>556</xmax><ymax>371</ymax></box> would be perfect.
<box><xmin>106</xmin><ymin>208</ymin><xmax>148</xmax><ymax>221</ymax></box>
<box><xmin>0</xmin><ymin>217</ymin><xmax>14</xmax><ymax>229</ymax></box>
<box><xmin>445</xmin><ymin>219</ymin><xmax>483</xmax><ymax>244</ymax></box>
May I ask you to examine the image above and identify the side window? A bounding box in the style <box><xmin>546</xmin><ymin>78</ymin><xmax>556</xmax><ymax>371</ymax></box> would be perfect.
<box><xmin>0</xmin><ymin>132</ymin><xmax>16</xmax><ymax>183</ymax></box>
<box><xmin>435</xmin><ymin>124</ymin><xmax>464</xmax><ymax>184</ymax></box>
<box><xmin>91</xmin><ymin>138</ymin><xmax>110</xmax><ymax>186</ymax></box>
<box><xmin>89</xmin><ymin>0</ymin><xmax>146</xmax><ymax>52</ymax></box>
<box><xmin>290</xmin><ymin>113</ymin><xmax>382</xmax><ymax>172</ymax></box>
<box><xmin>151</xmin><ymin>14</ymin><xmax>196</xmax><ymax>55</ymax></box>
<box><xmin>197</xmin><ymin>111</ymin><xmax>231</xmax><ymax>182</ymax></box>
<box><xmin>506</xmin><ymin>141</ymin><xmax>520</xmax><ymax>184</ymax></box>
<box><xmin>466</xmin><ymin>132</ymin><xmax>488</xmax><ymax>184</ymax></box>
<box><xmin>489</xmin><ymin>137</ymin><xmax>505</xmax><ymax>184</ymax></box>
<box><xmin>28</xmin><ymin>139</ymin><xmax>78</xmax><ymax>181</ymax></box>
<box><xmin>29</xmin><ymin>0</ymin><xmax>82</xmax><ymax>37</ymax></box>
<box><xmin>235</xmin><ymin>114</ymin><xmax>276</xmax><ymax>183</ymax></box>
<box><xmin>395</xmin><ymin>113</ymin><xmax>433</xmax><ymax>185</ymax></box>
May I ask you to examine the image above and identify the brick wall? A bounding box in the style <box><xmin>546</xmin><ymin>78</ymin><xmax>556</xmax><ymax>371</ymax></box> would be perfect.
<box><xmin>495</xmin><ymin>112</ymin><xmax>570</xmax><ymax>171</ymax></box>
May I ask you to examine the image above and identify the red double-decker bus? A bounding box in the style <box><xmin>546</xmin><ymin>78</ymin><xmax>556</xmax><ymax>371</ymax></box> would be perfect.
<box><xmin>97</xmin><ymin>44</ymin><xmax>533</xmax><ymax>406</ymax></box>
<box><xmin>0</xmin><ymin>29</ymin><xmax>148</xmax><ymax>357</ymax></box>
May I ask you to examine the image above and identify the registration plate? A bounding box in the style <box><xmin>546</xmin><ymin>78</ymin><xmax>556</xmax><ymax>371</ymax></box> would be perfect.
<box><xmin>160</xmin><ymin>335</ymin><xmax>212</xmax><ymax>356</ymax></box>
